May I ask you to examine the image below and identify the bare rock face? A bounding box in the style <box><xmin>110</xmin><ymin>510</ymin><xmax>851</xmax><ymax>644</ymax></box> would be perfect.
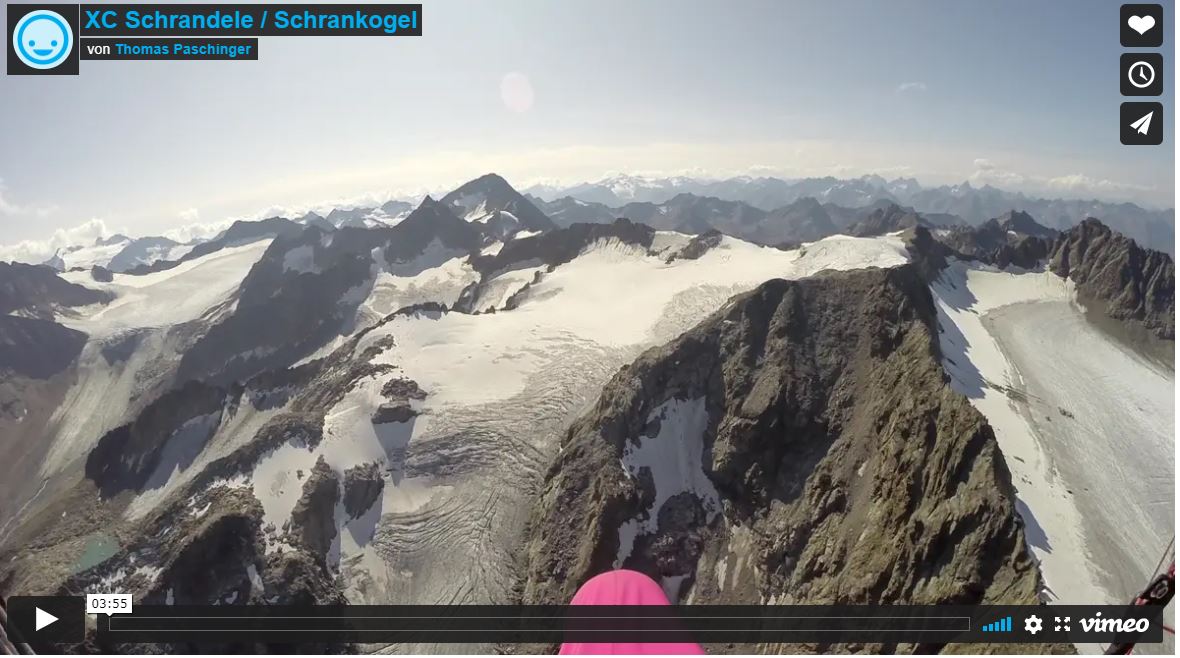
<box><xmin>0</xmin><ymin>262</ymin><xmax>108</xmax><ymax>378</ymax></box>
<box><xmin>85</xmin><ymin>380</ymin><xmax>226</xmax><ymax>497</ymax></box>
<box><xmin>937</xmin><ymin>215</ymin><xmax>1051</xmax><ymax>270</ymax></box>
<box><xmin>371</xmin><ymin>402</ymin><xmax>417</xmax><ymax>424</ymax></box>
<box><xmin>997</xmin><ymin>210</ymin><xmax>1056</xmax><ymax>239</ymax></box>
<box><xmin>90</xmin><ymin>265</ymin><xmax>114</xmax><ymax>282</ymax></box>
<box><xmin>455</xmin><ymin>218</ymin><xmax>657</xmax><ymax>313</ymax></box>
<box><xmin>523</xmin><ymin>264</ymin><xmax>1050</xmax><ymax>653</ymax></box>
<box><xmin>1048</xmin><ymin>218</ymin><xmax>1174</xmax><ymax>340</ymax></box>
<box><xmin>0</xmin><ymin>316</ymin><xmax>87</xmax><ymax>379</ymax></box>
<box><xmin>665</xmin><ymin>230</ymin><xmax>723</xmax><ymax>263</ymax></box>
<box><xmin>151</xmin><ymin>502</ymin><xmax>264</xmax><ymax>606</ymax></box>
<box><xmin>342</xmin><ymin>462</ymin><xmax>384</xmax><ymax>519</ymax></box>
<box><xmin>381</xmin><ymin>377</ymin><xmax>427</xmax><ymax>401</ymax></box>
<box><xmin>471</xmin><ymin>218</ymin><xmax>655</xmax><ymax>276</ymax></box>
<box><xmin>289</xmin><ymin>456</ymin><xmax>339</xmax><ymax>561</ymax></box>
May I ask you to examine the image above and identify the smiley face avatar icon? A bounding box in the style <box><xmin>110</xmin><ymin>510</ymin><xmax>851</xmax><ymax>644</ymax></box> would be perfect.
<box><xmin>12</xmin><ymin>9</ymin><xmax>74</xmax><ymax>69</ymax></box>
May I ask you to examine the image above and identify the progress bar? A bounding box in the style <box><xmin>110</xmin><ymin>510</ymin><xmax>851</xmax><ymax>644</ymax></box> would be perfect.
<box><xmin>91</xmin><ymin>604</ymin><xmax>1165</xmax><ymax>645</ymax></box>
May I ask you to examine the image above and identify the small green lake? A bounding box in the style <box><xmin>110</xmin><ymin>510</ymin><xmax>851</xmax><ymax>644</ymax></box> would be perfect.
<box><xmin>73</xmin><ymin>534</ymin><xmax>118</xmax><ymax>573</ymax></box>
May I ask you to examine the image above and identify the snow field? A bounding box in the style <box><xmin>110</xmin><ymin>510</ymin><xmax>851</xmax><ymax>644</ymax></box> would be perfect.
<box><xmin>931</xmin><ymin>258</ymin><xmax>1174</xmax><ymax>652</ymax></box>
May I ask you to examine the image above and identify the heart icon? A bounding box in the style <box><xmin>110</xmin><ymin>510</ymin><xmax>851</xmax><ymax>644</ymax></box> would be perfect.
<box><xmin>1128</xmin><ymin>15</ymin><xmax>1156</xmax><ymax>35</ymax></box>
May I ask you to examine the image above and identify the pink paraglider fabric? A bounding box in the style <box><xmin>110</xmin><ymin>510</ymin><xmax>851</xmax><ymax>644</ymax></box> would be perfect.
<box><xmin>558</xmin><ymin>569</ymin><xmax>705</xmax><ymax>655</ymax></box>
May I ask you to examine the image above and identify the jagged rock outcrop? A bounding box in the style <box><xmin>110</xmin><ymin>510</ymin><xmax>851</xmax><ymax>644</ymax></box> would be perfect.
<box><xmin>937</xmin><ymin>212</ymin><xmax>1052</xmax><ymax>270</ymax></box>
<box><xmin>90</xmin><ymin>265</ymin><xmax>113</xmax><ymax>282</ymax></box>
<box><xmin>342</xmin><ymin>462</ymin><xmax>384</xmax><ymax>519</ymax></box>
<box><xmin>1048</xmin><ymin>218</ymin><xmax>1174</xmax><ymax>340</ymax></box>
<box><xmin>148</xmin><ymin>495</ymin><xmax>265</xmax><ymax>605</ymax></box>
<box><xmin>665</xmin><ymin>230</ymin><xmax>723</xmax><ymax>263</ymax></box>
<box><xmin>381</xmin><ymin>377</ymin><xmax>427</xmax><ymax>401</ymax></box>
<box><xmin>523</xmin><ymin>264</ymin><xmax>1048</xmax><ymax>652</ymax></box>
<box><xmin>371</xmin><ymin>402</ymin><xmax>417</xmax><ymax>424</ymax></box>
<box><xmin>997</xmin><ymin>210</ymin><xmax>1057</xmax><ymax>239</ymax></box>
<box><xmin>195</xmin><ymin>411</ymin><xmax>327</xmax><ymax>488</ymax></box>
<box><xmin>923</xmin><ymin>214</ymin><xmax>1173</xmax><ymax>343</ymax></box>
<box><xmin>289</xmin><ymin>456</ymin><xmax>339</xmax><ymax>560</ymax></box>
<box><xmin>300</xmin><ymin>211</ymin><xmax>335</xmax><ymax>232</ymax></box>
<box><xmin>56</xmin><ymin>485</ymin><xmax>343</xmax><ymax>653</ymax></box>
<box><xmin>903</xmin><ymin>226</ymin><xmax>952</xmax><ymax>282</ymax></box>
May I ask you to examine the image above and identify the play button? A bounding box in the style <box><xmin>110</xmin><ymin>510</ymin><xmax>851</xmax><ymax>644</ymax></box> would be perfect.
<box><xmin>2</xmin><ymin>596</ymin><xmax>84</xmax><ymax>643</ymax></box>
<box><xmin>34</xmin><ymin>607</ymin><xmax>58</xmax><ymax>632</ymax></box>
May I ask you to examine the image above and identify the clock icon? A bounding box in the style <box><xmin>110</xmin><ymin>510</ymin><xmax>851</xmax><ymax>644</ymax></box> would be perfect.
<box><xmin>1128</xmin><ymin>61</ymin><xmax>1156</xmax><ymax>88</ymax></box>
<box><xmin>1121</xmin><ymin>53</ymin><xmax>1163</xmax><ymax>96</ymax></box>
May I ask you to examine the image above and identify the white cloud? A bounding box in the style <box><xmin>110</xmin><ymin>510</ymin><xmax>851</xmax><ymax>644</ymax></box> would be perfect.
<box><xmin>1044</xmin><ymin>173</ymin><xmax>1153</xmax><ymax>195</ymax></box>
<box><xmin>161</xmin><ymin>219</ymin><xmax>233</xmax><ymax>244</ymax></box>
<box><xmin>159</xmin><ymin>208</ymin><xmax>231</xmax><ymax>243</ymax></box>
<box><xmin>968</xmin><ymin>159</ymin><xmax>1027</xmax><ymax>187</ymax></box>
<box><xmin>969</xmin><ymin>158</ymin><xmax>1153</xmax><ymax>199</ymax></box>
<box><xmin>896</xmin><ymin>81</ymin><xmax>927</xmax><ymax>93</ymax></box>
<box><xmin>0</xmin><ymin>218</ymin><xmax>111</xmax><ymax>265</ymax></box>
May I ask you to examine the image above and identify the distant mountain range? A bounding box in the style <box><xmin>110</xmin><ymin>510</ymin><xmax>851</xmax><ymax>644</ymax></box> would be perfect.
<box><xmin>525</xmin><ymin>174</ymin><xmax>1175</xmax><ymax>254</ymax></box>
<box><xmin>6</xmin><ymin>173</ymin><xmax>1172</xmax><ymax>275</ymax></box>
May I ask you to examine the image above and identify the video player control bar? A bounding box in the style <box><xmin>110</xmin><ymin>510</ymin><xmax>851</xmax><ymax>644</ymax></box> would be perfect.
<box><xmin>90</xmin><ymin>604</ymin><xmax>1164</xmax><ymax>645</ymax></box>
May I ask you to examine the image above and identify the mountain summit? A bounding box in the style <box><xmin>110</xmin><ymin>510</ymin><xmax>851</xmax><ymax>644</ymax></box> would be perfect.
<box><xmin>440</xmin><ymin>173</ymin><xmax>557</xmax><ymax>237</ymax></box>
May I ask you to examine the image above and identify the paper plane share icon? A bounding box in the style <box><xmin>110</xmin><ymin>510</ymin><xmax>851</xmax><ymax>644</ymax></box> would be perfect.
<box><xmin>1121</xmin><ymin>102</ymin><xmax>1162</xmax><ymax>145</ymax></box>
<box><xmin>1131</xmin><ymin>111</ymin><xmax>1153</xmax><ymax>135</ymax></box>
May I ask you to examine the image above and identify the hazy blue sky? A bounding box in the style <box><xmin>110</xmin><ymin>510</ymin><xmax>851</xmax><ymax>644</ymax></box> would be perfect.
<box><xmin>0</xmin><ymin>0</ymin><xmax>1175</xmax><ymax>251</ymax></box>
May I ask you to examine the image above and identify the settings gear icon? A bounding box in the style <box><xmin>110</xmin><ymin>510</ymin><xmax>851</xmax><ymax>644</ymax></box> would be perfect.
<box><xmin>1024</xmin><ymin>614</ymin><xmax>1043</xmax><ymax>635</ymax></box>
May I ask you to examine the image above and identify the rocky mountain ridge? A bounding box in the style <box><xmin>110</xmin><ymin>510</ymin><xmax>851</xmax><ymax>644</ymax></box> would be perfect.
<box><xmin>1048</xmin><ymin>218</ymin><xmax>1174</xmax><ymax>341</ymax></box>
<box><xmin>921</xmin><ymin>214</ymin><xmax>1174</xmax><ymax>342</ymax></box>
<box><xmin>521</xmin><ymin>264</ymin><xmax>1059</xmax><ymax>653</ymax></box>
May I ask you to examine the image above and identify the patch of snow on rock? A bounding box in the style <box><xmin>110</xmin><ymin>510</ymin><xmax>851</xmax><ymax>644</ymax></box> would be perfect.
<box><xmin>614</xmin><ymin>397</ymin><xmax>720</xmax><ymax>567</ymax></box>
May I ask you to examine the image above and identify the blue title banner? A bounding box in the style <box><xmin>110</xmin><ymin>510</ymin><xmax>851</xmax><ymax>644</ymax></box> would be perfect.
<box><xmin>79</xmin><ymin>3</ymin><xmax>422</xmax><ymax>36</ymax></box>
